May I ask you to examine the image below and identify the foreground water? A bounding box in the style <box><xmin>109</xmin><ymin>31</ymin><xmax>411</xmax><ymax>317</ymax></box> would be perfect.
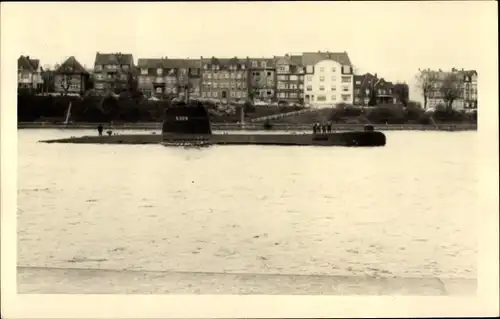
<box><xmin>18</xmin><ymin>129</ymin><xmax>478</xmax><ymax>281</ymax></box>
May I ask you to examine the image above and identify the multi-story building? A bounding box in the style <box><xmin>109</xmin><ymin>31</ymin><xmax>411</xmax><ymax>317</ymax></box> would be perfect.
<box><xmin>93</xmin><ymin>52</ymin><xmax>135</xmax><ymax>95</ymax></box>
<box><xmin>302</xmin><ymin>51</ymin><xmax>354</xmax><ymax>108</ymax></box>
<box><xmin>137</xmin><ymin>58</ymin><xmax>201</xmax><ymax>100</ymax></box>
<box><xmin>200</xmin><ymin>57</ymin><xmax>249</xmax><ymax>102</ymax></box>
<box><xmin>54</xmin><ymin>56</ymin><xmax>90</xmax><ymax>95</ymax></box>
<box><xmin>353</xmin><ymin>73</ymin><xmax>397</xmax><ymax>105</ymax></box>
<box><xmin>274</xmin><ymin>54</ymin><xmax>305</xmax><ymax>105</ymax></box>
<box><xmin>424</xmin><ymin>68</ymin><xmax>477</xmax><ymax>110</ymax></box>
<box><xmin>17</xmin><ymin>55</ymin><xmax>44</xmax><ymax>92</ymax></box>
<box><xmin>249</xmin><ymin>58</ymin><xmax>275</xmax><ymax>102</ymax></box>
<box><xmin>463</xmin><ymin>70</ymin><xmax>478</xmax><ymax>110</ymax></box>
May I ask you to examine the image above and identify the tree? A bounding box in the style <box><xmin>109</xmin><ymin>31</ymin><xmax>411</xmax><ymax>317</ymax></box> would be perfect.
<box><xmin>439</xmin><ymin>73</ymin><xmax>463</xmax><ymax>112</ymax></box>
<box><xmin>393</xmin><ymin>82</ymin><xmax>409</xmax><ymax>106</ymax></box>
<box><xmin>415</xmin><ymin>69</ymin><xmax>438</xmax><ymax>109</ymax></box>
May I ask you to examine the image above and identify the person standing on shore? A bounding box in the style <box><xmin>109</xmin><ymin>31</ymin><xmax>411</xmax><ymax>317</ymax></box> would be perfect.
<box><xmin>97</xmin><ymin>124</ymin><xmax>103</xmax><ymax>136</ymax></box>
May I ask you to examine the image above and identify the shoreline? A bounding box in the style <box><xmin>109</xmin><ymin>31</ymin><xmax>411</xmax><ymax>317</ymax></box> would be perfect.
<box><xmin>18</xmin><ymin>122</ymin><xmax>477</xmax><ymax>132</ymax></box>
<box><xmin>17</xmin><ymin>266</ymin><xmax>476</xmax><ymax>295</ymax></box>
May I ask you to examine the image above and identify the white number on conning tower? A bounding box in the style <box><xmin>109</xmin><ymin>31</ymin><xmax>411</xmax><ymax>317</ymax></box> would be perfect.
<box><xmin>175</xmin><ymin>116</ymin><xmax>189</xmax><ymax>121</ymax></box>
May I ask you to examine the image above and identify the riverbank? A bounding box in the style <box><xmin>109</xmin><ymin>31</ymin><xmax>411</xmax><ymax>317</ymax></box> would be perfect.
<box><xmin>18</xmin><ymin>122</ymin><xmax>477</xmax><ymax>131</ymax></box>
<box><xmin>17</xmin><ymin>266</ymin><xmax>476</xmax><ymax>295</ymax></box>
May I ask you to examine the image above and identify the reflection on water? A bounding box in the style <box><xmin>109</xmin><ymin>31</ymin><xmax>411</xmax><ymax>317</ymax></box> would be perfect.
<box><xmin>18</xmin><ymin>129</ymin><xmax>478</xmax><ymax>279</ymax></box>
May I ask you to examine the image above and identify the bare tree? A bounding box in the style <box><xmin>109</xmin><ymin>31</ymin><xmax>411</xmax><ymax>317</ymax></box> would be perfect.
<box><xmin>415</xmin><ymin>69</ymin><xmax>438</xmax><ymax>109</ymax></box>
<box><xmin>59</xmin><ymin>74</ymin><xmax>72</xmax><ymax>95</ymax></box>
<box><xmin>439</xmin><ymin>73</ymin><xmax>463</xmax><ymax>112</ymax></box>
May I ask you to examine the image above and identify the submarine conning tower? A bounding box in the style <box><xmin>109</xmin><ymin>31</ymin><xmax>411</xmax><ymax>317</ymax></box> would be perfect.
<box><xmin>162</xmin><ymin>100</ymin><xmax>212</xmax><ymax>136</ymax></box>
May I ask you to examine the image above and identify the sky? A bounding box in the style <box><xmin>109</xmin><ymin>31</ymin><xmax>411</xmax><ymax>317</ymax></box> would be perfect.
<box><xmin>1</xmin><ymin>1</ymin><xmax>497</xmax><ymax>103</ymax></box>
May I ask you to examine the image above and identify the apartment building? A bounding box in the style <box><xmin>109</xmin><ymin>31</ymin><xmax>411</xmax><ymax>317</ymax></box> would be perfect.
<box><xmin>302</xmin><ymin>51</ymin><xmax>354</xmax><ymax>108</ymax></box>
<box><xmin>18</xmin><ymin>55</ymin><xmax>44</xmax><ymax>92</ymax></box>
<box><xmin>274</xmin><ymin>54</ymin><xmax>305</xmax><ymax>105</ymax></box>
<box><xmin>200</xmin><ymin>56</ymin><xmax>249</xmax><ymax>102</ymax></box>
<box><xmin>249</xmin><ymin>58</ymin><xmax>275</xmax><ymax>102</ymax></box>
<box><xmin>93</xmin><ymin>52</ymin><xmax>135</xmax><ymax>95</ymax></box>
<box><xmin>424</xmin><ymin>68</ymin><xmax>477</xmax><ymax>110</ymax></box>
<box><xmin>137</xmin><ymin>58</ymin><xmax>201</xmax><ymax>100</ymax></box>
<box><xmin>353</xmin><ymin>73</ymin><xmax>397</xmax><ymax>105</ymax></box>
<box><xmin>54</xmin><ymin>56</ymin><xmax>90</xmax><ymax>95</ymax></box>
<box><xmin>463</xmin><ymin>70</ymin><xmax>478</xmax><ymax>109</ymax></box>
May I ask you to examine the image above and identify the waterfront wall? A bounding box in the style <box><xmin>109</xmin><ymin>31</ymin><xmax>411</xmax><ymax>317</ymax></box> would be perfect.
<box><xmin>20</xmin><ymin>122</ymin><xmax>477</xmax><ymax>131</ymax></box>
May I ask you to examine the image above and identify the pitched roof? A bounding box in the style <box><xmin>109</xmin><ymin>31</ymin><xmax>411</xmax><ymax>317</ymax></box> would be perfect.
<box><xmin>302</xmin><ymin>51</ymin><xmax>352</xmax><ymax>66</ymax></box>
<box><xmin>202</xmin><ymin>56</ymin><xmax>248</xmax><ymax>66</ymax></box>
<box><xmin>249</xmin><ymin>58</ymin><xmax>275</xmax><ymax>66</ymax></box>
<box><xmin>274</xmin><ymin>55</ymin><xmax>302</xmax><ymax>66</ymax></box>
<box><xmin>137</xmin><ymin>58</ymin><xmax>201</xmax><ymax>69</ymax></box>
<box><xmin>55</xmin><ymin>56</ymin><xmax>89</xmax><ymax>74</ymax></box>
<box><xmin>95</xmin><ymin>52</ymin><xmax>134</xmax><ymax>66</ymax></box>
<box><xmin>18</xmin><ymin>55</ymin><xmax>40</xmax><ymax>72</ymax></box>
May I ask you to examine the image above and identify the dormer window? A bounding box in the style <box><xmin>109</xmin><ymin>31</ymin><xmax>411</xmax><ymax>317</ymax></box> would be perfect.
<box><xmin>95</xmin><ymin>65</ymin><xmax>103</xmax><ymax>72</ymax></box>
<box><xmin>241</xmin><ymin>64</ymin><xmax>246</xmax><ymax>70</ymax></box>
<box><xmin>261</xmin><ymin>61</ymin><xmax>267</xmax><ymax>68</ymax></box>
<box><xmin>157</xmin><ymin>68</ymin><xmax>163</xmax><ymax>75</ymax></box>
<box><xmin>141</xmin><ymin>68</ymin><xmax>148</xmax><ymax>75</ymax></box>
<box><xmin>342</xmin><ymin>65</ymin><xmax>351</xmax><ymax>74</ymax></box>
<box><xmin>204</xmin><ymin>64</ymin><xmax>208</xmax><ymax>69</ymax></box>
<box><xmin>252</xmin><ymin>61</ymin><xmax>258</xmax><ymax>68</ymax></box>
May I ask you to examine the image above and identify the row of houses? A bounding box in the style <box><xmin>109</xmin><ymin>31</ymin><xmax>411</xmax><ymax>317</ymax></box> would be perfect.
<box><xmin>18</xmin><ymin>52</ymin><xmax>476</xmax><ymax>110</ymax></box>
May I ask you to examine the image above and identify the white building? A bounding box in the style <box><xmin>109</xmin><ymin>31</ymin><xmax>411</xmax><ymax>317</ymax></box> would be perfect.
<box><xmin>302</xmin><ymin>52</ymin><xmax>354</xmax><ymax>108</ymax></box>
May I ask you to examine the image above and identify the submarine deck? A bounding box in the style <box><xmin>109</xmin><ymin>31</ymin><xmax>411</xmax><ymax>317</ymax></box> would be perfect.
<box><xmin>40</xmin><ymin>131</ymin><xmax>386</xmax><ymax>147</ymax></box>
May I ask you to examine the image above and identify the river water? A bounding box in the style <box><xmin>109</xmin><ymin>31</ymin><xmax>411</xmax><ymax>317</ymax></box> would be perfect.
<box><xmin>17</xmin><ymin>129</ymin><xmax>478</xmax><ymax>282</ymax></box>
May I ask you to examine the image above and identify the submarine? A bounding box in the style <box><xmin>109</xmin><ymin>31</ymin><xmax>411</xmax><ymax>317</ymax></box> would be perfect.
<box><xmin>39</xmin><ymin>101</ymin><xmax>386</xmax><ymax>146</ymax></box>
<box><xmin>162</xmin><ymin>101</ymin><xmax>386</xmax><ymax>147</ymax></box>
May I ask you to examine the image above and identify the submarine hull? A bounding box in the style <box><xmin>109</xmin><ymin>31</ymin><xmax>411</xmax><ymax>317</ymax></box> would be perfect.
<box><xmin>162</xmin><ymin>131</ymin><xmax>386</xmax><ymax>147</ymax></box>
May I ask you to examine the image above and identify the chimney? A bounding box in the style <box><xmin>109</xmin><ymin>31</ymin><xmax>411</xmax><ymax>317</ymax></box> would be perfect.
<box><xmin>26</xmin><ymin>55</ymin><xmax>30</xmax><ymax>60</ymax></box>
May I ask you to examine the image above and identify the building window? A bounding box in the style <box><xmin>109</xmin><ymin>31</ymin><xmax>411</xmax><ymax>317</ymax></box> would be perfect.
<box><xmin>331</xmin><ymin>76</ymin><xmax>336</xmax><ymax>81</ymax></box>
<box><xmin>319</xmin><ymin>85</ymin><xmax>325</xmax><ymax>91</ymax></box>
<box><xmin>140</xmin><ymin>68</ymin><xmax>148</xmax><ymax>75</ymax></box>
<box><xmin>331</xmin><ymin>86</ymin><xmax>336</xmax><ymax>91</ymax></box>
<box><xmin>341</xmin><ymin>94</ymin><xmax>350</xmax><ymax>101</ymax></box>
<box><xmin>306</xmin><ymin>85</ymin><xmax>312</xmax><ymax>91</ymax></box>
<box><xmin>267</xmin><ymin>72</ymin><xmax>271</xmax><ymax>76</ymax></box>
<box><xmin>355</xmin><ymin>80</ymin><xmax>361</xmax><ymax>85</ymax></box>
<box><xmin>319</xmin><ymin>67</ymin><xmax>325</xmax><ymax>72</ymax></box>
<box><xmin>278</xmin><ymin>75</ymin><xmax>287</xmax><ymax>80</ymax></box>
<box><xmin>204</xmin><ymin>64</ymin><xmax>208</xmax><ymax>69</ymax></box>
<box><xmin>306</xmin><ymin>65</ymin><xmax>314</xmax><ymax>73</ymax></box>
<box><xmin>261</xmin><ymin>61</ymin><xmax>267</xmax><ymax>68</ymax></box>
<box><xmin>95</xmin><ymin>65</ymin><xmax>103</xmax><ymax>72</ymax></box>
<box><xmin>342</xmin><ymin>65</ymin><xmax>351</xmax><ymax>74</ymax></box>
<box><xmin>331</xmin><ymin>95</ymin><xmax>336</xmax><ymax>101</ymax></box>
<box><xmin>341</xmin><ymin>76</ymin><xmax>351</xmax><ymax>83</ymax></box>
<box><xmin>317</xmin><ymin>95</ymin><xmax>326</xmax><ymax>101</ymax></box>
<box><xmin>252</xmin><ymin>61</ymin><xmax>258</xmax><ymax>68</ymax></box>
<box><xmin>278</xmin><ymin>82</ymin><xmax>286</xmax><ymax>89</ymax></box>
<box><xmin>299</xmin><ymin>84</ymin><xmax>304</xmax><ymax>89</ymax></box>
<box><xmin>342</xmin><ymin>86</ymin><xmax>349</xmax><ymax>92</ymax></box>
<box><xmin>306</xmin><ymin>75</ymin><xmax>313</xmax><ymax>81</ymax></box>
<box><xmin>157</xmin><ymin>68</ymin><xmax>163</xmax><ymax>75</ymax></box>
<box><xmin>320</xmin><ymin>76</ymin><xmax>325</xmax><ymax>82</ymax></box>
<box><xmin>290</xmin><ymin>75</ymin><xmax>298</xmax><ymax>81</ymax></box>
<box><xmin>332</xmin><ymin>67</ymin><xmax>336</xmax><ymax>72</ymax></box>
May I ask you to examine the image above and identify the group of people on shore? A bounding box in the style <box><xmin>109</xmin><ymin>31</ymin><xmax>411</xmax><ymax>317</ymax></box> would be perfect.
<box><xmin>313</xmin><ymin>122</ymin><xmax>333</xmax><ymax>134</ymax></box>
